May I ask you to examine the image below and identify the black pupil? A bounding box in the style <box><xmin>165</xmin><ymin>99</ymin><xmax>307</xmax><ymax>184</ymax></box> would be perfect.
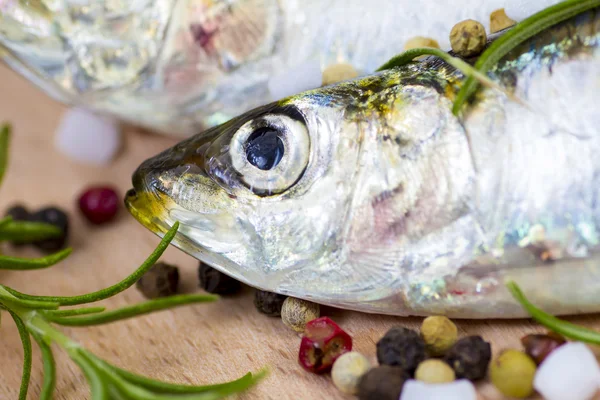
<box><xmin>245</xmin><ymin>128</ymin><xmax>284</xmax><ymax>170</ymax></box>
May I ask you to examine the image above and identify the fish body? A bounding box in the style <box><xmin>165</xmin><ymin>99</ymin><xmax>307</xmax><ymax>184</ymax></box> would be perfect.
<box><xmin>126</xmin><ymin>7</ymin><xmax>600</xmax><ymax>318</ymax></box>
<box><xmin>1</xmin><ymin>0</ymin><xmax>561</xmax><ymax>136</ymax></box>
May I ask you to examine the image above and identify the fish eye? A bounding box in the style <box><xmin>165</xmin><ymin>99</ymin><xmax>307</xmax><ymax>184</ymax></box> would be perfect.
<box><xmin>230</xmin><ymin>113</ymin><xmax>309</xmax><ymax>195</ymax></box>
<box><xmin>245</xmin><ymin>128</ymin><xmax>285</xmax><ymax>170</ymax></box>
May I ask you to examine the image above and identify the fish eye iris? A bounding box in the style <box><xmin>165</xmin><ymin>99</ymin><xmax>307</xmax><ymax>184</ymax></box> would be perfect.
<box><xmin>245</xmin><ymin>128</ymin><xmax>284</xmax><ymax>170</ymax></box>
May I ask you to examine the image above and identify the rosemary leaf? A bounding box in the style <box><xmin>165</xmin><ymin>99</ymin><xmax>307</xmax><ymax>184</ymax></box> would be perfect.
<box><xmin>111</xmin><ymin>367</ymin><xmax>258</xmax><ymax>395</ymax></box>
<box><xmin>4</xmin><ymin>222</ymin><xmax>179</xmax><ymax>305</ymax></box>
<box><xmin>375</xmin><ymin>47</ymin><xmax>521</xmax><ymax>104</ymax></box>
<box><xmin>31</xmin><ymin>333</ymin><xmax>56</xmax><ymax>400</ymax></box>
<box><xmin>507</xmin><ymin>281</ymin><xmax>600</xmax><ymax>345</ymax></box>
<box><xmin>0</xmin><ymin>123</ymin><xmax>10</xmax><ymax>187</ymax></box>
<box><xmin>0</xmin><ymin>220</ymin><xmax>61</xmax><ymax>242</ymax></box>
<box><xmin>0</xmin><ymin>291</ymin><xmax>60</xmax><ymax>310</ymax></box>
<box><xmin>47</xmin><ymin>294</ymin><xmax>218</xmax><ymax>326</ymax></box>
<box><xmin>0</xmin><ymin>216</ymin><xmax>12</xmax><ymax>229</ymax></box>
<box><xmin>71</xmin><ymin>349</ymin><xmax>109</xmax><ymax>400</ymax></box>
<box><xmin>8</xmin><ymin>311</ymin><xmax>32</xmax><ymax>400</ymax></box>
<box><xmin>0</xmin><ymin>248</ymin><xmax>72</xmax><ymax>270</ymax></box>
<box><xmin>452</xmin><ymin>0</ymin><xmax>600</xmax><ymax>114</ymax></box>
<box><xmin>43</xmin><ymin>306</ymin><xmax>106</xmax><ymax>317</ymax></box>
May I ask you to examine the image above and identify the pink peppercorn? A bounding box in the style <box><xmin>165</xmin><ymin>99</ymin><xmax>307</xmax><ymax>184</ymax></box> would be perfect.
<box><xmin>78</xmin><ymin>186</ymin><xmax>119</xmax><ymax>224</ymax></box>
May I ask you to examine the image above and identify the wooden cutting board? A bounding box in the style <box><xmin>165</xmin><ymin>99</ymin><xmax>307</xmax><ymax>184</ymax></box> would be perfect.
<box><xmin>1</xmin><ymin>63</ymin><xmax>599</xmax><ymax>400</ymax></box>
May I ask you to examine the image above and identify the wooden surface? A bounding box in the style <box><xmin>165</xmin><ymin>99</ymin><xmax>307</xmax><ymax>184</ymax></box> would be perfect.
<box><xmin>1</xmin><ymin>63</ymin><xmax>600</xmax><ymax>400</ymax></box>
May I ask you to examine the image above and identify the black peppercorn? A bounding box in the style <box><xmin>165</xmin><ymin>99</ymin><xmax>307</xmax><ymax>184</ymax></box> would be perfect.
<box><xmin>198</xmin><ymin>261</ymin><xmax>241</xmax><ymax>294</ymax></box>
<box><xmin>136</xmin><ymin>262</ymin><xmax>180</xmax><ymax>299</ymax></box>
<box><xmin>357</xmin><ymin>365</ymin><xmax>409</xmax><ymax>400</ymax></box>
<box><xmin>443</xmin><ymin>335</ymin><xmax>492</xmax><ymax>380</ymax></box>
<box><xmin>376</xmin><ymin>327</ymin><xmax>426</xmax><ymax>374</ymax></box>
<box><xmin>30</xmin><ymin>207</ymin><xmax>69</xmax><ymax>252</ymax></box>
<box><xmin>4</xmin><ymin>204</ymin><xmax>31</xmax><ymax>246</ymax></box>
<box><xmin>254</xmin><ymin>290</ymin><xmax>286</xmax><ymax>317</ymax></box>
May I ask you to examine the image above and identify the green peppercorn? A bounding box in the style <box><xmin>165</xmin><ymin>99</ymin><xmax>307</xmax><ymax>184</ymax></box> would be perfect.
<box><xmin>490</xmin><ymin>349</ymin><xmax>536</xmax><ymax>398</ymax></box>
<box><xmin>450</xmin><ymin>19</ymin><xmax>487</xmax><ymax>57</ymax></box>
<box><xmin>443</xmin><ymin>335</ymin><xmax>491</xmax><ymax>381</ymax></box>
<box><xmin>414</xmin><ymin>359</ymin><xmax>456</xmax><ymax>383</ymax></box>
<box><xmin>253</xmin><ymin>290</ymin><xmax>286</xmax><ymax>317</ymax></box>
<box><xmin>420</xmin><ymin>316</ymin><xmax>458</xmax><ymax>356</ymax></box>
<box><xmin>281</xmin><ymin>297</ymin><xmax>320</xmax><ymax>332</ymax></box>
<box><xmin>357</xmin><ymin>365</ymin><xmax>409</xmax><ymax>400</ymax></box>
<box><xmin>376</xmin><ymin>327</ymin><xmax>426</xmax><ymax>374</ymax></box>
<box><xmin>136</xmin><ymin>262</ymin><xmax>179</xmax><ymax>299</ymax></box>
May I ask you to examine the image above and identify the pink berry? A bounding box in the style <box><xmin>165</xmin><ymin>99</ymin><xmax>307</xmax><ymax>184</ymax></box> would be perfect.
<box><xmin>298</xmin><ymin>317</ymin><xmax>352</xmax><ymax>374</ymax></box>
<box><xmin>78</xmin><ymin>186</ymin><xmax>119</xmax><ymax>224</ymax></box>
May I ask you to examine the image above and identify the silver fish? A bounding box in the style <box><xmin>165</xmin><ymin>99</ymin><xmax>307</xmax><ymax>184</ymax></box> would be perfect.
<box><xmin>1</xmin><ymin>0</ymin><xmax>560</xmax><ymax>137</ymax></box>
<box><xmin>126</xmin><ymin>7</ymin><xmax>600</xmax><ymax>318</ymax></box>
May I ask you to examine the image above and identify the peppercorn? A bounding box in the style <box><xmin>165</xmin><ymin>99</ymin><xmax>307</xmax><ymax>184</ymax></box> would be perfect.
<box><xmin>30</xmin><ymin>207</ymin><xmax>69</xmax><ymax>252</ymax></box>
<box><xmin>78</xmin><ymin>186</ymin><xmax>119</xmax><ymax>224</ymax></box>
<box><xmin>443</xmin><ymin>335</ymin><xmax>491</xmax><ymax>381</ymax></box>
<box><xmin>414</xmin><ymin>359</ymin><xmax>456</xmax><ymax>384</ymax></box>
<box><xmin>420</xmin><ymin>315</ymin><xmax>458</xmax><ymax>356</ymax></box>
<box><xmin>281</xmin><ymin>297</ymin><xmax>320</xmax><ymax>332</ymax></box>
<box><xmin>450</xmin><ymin>19</ymin><xmax>487</xmax><ymax>57</ymax></box>
<box><xmin>299</xmin><ymin>317</ymin><xmax>353</xmax><ymax>374</ymax></box>
<box><xmin>490</xmin><ymin>8</ymin><xmax>517</xmax><ymax>34</ymax></box>
<box><xmin>253</xmin><ymin>290</ymin><xmax>286</xmax><ymax>317</ymax></box>
<box><xmin>322</xmin><ymin>63</ymin><xmax>359</xmax><ymax>86</ymax></box>
<box><xmin>357</xmin><ymin>365</ymin><xmax>409</xmax><ymax>400</ymax></box>
<box><xmin>198</xmin><ymin>261</ymin><xmax>241</xmax><ymax>294</ymax></box>
<box><xmin>490</xmin><ymin>349</ymin><xmax>536</xmax><ymax>398</ymax></box>
<box><xmin>331</xmin><ymin>352</ymin><xmax>371</xmax><ymax>395</ymax></box>
<box><xmin>521</xmin><ymin>332</ymin><xmax>566</xmax><ymax>365</ymax></box>
<box><xmin>4</xmin><ymin>204</ymin><xmax>30</xmax><ymax>246</ymax></box>
<box><xmin>403</xmin><ymin>36</ymin><xmax>440</xmax><ymax>60</ymax></box>
<box><xmin>376</xmin><ymin>327</ymin><xmax>425</xmax><ymax>374</ymax></box>
<box><xmin>136</xmin><ymin>262</ymin><xmax>179</xmax><ymax>299</ymax></box>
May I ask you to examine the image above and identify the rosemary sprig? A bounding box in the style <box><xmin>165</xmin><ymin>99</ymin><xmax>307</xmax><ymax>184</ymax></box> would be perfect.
<box><xmin>0</xmin><ymin>121</ymin><xmax>266</xmax><ymax>398</ymax></box>
<box><xmin>375</xmin><ymin>47</ymin><xmax>523</xmax><ymax>105</ymax></box>
<box><xmin>452</xmin><ymin>0</ymin><xmax>600</xmax><ymax>114</ymax></box>
<box><xmin>507</xmin><ymin>281</ymin><xmax>600</xmax><ymax>345</ymax></box>
<box><xmin>0</xmin><ymin>224</ymin><xmax>266</xmax><ymax>399</ymax></box>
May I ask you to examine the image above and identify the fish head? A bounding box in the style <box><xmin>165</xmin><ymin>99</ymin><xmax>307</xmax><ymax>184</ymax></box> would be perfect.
<box><xmin>126</xmin><ymin>83</ymin><xmax>368</xmax><ymax>295</ymax></box>
<box><xmin>125</xmin><ymin>68</ymin><xmax>472</xmax><ymax>309</ymax></box>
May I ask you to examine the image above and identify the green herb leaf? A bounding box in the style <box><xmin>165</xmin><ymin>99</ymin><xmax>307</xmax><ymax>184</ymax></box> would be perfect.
<box><xmin>0</xmin><ymin>220</ymin><xmax>62</xmax><ymax>242</ymax></box>
<box><xmin>507</xmin><ymin>280</ymin><xmax>600</xmax><ymax>344</ymax></box>
<box><xmin>0</xmin><ymin>248</ymin><xmax>72</xmax><ymax>270</ymax></box>
<box><xmin>452</xmin><ymin>0</ymin><xmax>600</xmax><ymax>115</ymax></box>
<box><xmin>111</xmin><ymin>366</ymin><xmax>262</xmax><ymax>395</ymax></box>
<box><xmin>0</xmin><ymin>290</ymin><xmax>60</xmax><ymax>310</ymax></box>
<box><xmin>375</xmin><ymin>47</ymin><xmax>522</xmax><ymax>105</ymax></box>
<box><xmin>47</xmin><ymin>294</ymin><xmax>218</xmax><ymax>326</ymax></box>
<box><xmin>43</xmin><ymin>306</ymin><xmax>106</xmax><ymax>317</ymax></box>
<box><xmin>31</xmin><ymin>333</ymin><xmax>56</xmax><ymax>400</ymax></box>
<box><xmin>71</xmin><ymin>349</ymin><xmax>109</xmax><ymax>400</ymax></box>
<box><xmin>0</xmin><ymin>123</ymin><xmax>10</xmax><ymax>187</ymax></box>
<box><xmin>8</xmin><ymin>311</ymin><xmax>32</xmax><ymax>400</ymax></box>
<box><xmin>4</xmin><ymin>222</ymin><xmax>179</xmax><ymax>305</ymax></box>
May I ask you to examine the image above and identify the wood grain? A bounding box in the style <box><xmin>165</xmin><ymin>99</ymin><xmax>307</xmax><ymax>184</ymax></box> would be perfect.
<box><xmin>1</xmin><ymin>63</ymin><xmax>599</xmax><ymax>400</ymax></box>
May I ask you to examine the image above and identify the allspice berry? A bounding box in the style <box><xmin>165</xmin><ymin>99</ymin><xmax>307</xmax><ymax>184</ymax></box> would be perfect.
<box><xmin>420</xmin><ymin>316</ymin><xmax>458</xmax><ymax>356</ymax></box>
<box><xmin>450</xmin><ymin>19</ymin><xmax>487</xmax><ymax>57</ymax></box>
<box><xmin>357</xmin><ymin>365</ymin><xmax>409</xmax><ymax>400</ymax></box>
<box><xmin>490</xmin><ymin>8</ymin><xmax>517</xmax><ymax>33</ymax></box>
<box><xmin>415</xmin><ymin>359</ymin><xmax>456</xmax><ymax>383</ymax></box>
<box><xmin>281</xmin><ymin>297</ymin><xmax>320</xmax><ymax>332</ymax></box>
<box><xmin>521</xmin><ymin>332</ymin><xmax>566</xmax><ymax>365</ymax></box>
<box><xmin>136</xmin><ymin>262</ymin><xmax>179</xmax><ymax>299</ymax></box>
